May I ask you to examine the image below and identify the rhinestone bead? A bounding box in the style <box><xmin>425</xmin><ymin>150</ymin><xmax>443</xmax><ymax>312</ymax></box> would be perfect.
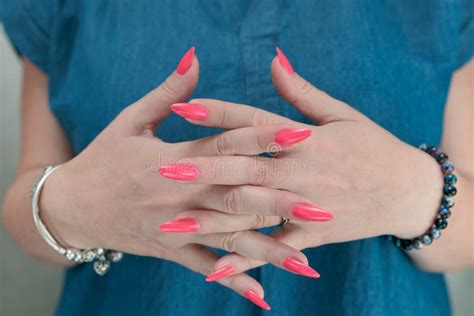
<box><xmin>93</xmin><ymin>260</ymin><xmax>111</xmax><ymax>276</ymax></box>
<box><xmin>65</xmin><ymin>249</ymin><xmax>76</xmax><ymax>261</ymax></box>
<box><xmin>421</xmin><ymin>234</ymin><xmax>433</xmax><ymax>245</ymax></box>
<box><xmin>73</xmin><ymin>251</ymin><xmax>83</xmax><ymax>263</ymax></box>
<box><xmin>443</xmin><ymin>185</ymin><xmax>457</xmax><ymax>197</ymax></box>
<box><xmin>107</xmin><ymin>251</ymin><xmax>123</xmax><ymax>263</ymax></box>
<box><xmin>82</xmin><ymin>249</ymin><xmax>96</xmax><ymax>262</ymax></box>
<box><xmin>430</xmin><ymin>226</ymin><xmax>441</xmax><ymax>239</ymax></box>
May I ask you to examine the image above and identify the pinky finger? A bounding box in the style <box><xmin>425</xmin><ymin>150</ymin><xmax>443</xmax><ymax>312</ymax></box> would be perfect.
<box><xmin>205</xmin><ymin>225</ymin><xmax>314</xmax><ymax>282</ymax></box>
<box><xmin>176</xmin><ymin>244</ymin><xmax>271</xmax><ymax>311</ymax></box>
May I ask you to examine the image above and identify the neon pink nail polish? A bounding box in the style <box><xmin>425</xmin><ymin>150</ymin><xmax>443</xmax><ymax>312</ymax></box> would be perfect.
<box><xmin>171</xmin><ymin>103</ymin><xmax>209</xmax><ymax>121</ymax></box>
<box><xmin>159</xmin><ymin>163</ymin><xmax>199</xmax><ymax>181</ymax></box>
<box><xmin>243</xmin><ymin>290</ymin><xmax>271</xmax><ymax>311</ymax></box>
<box><xmin>274</xmin><ymin>128</ymin><xmax>312</xmax><ymax>147</ymax></box>
<box><xmin>282</xmin><ymin>257</ymin><xmax>320</xmax><ymax>278</ymax></box>
<box><xmin>276</xmin><ymin>47</ymin><xmax>294</xmax><ymax>74</ymax></box>
<box><xmin>176</xmin><ymin>47</ymin><xmax>195</xmax><ymax>75</ymax></box>
<box><xmin>159</xmin><ymin>218</ymin><xmax>200</xmax><ymax>233</ymax></box>
<box><xmin>291</xmin><ymin>204</ymin><xmax>333</xmax><ymax>222</ymax></box>
<box><xmin>205</xmin><ymin>265</ymin><xmax>234</xmax><ymax>282</ymax></box>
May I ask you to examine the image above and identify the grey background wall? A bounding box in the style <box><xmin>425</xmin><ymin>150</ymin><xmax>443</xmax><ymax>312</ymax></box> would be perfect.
<box><xmin>0</xmin><ymin>25</ymin><xmax>473</xmax><ymax>316</ymax></box>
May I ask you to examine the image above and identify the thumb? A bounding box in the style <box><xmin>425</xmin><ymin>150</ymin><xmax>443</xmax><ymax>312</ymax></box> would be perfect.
<box><xmin>272</xmin><ymin>48</ymin><xmax>363</xmax><ymax>125</ymax></box>
<box><xmin>114</xmin><ymin>47</ymin><xmax>199</xmax><ymax>135</ymax></box>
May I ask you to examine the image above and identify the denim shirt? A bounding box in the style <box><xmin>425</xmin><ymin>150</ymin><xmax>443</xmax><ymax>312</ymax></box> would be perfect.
<box><xmin>3</xmin><ymin>0</ymin><xmax>473</xmax><ymax>315</ymax></box>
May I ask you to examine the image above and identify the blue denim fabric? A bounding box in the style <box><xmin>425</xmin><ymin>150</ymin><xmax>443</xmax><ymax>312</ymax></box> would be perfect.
<box><xmin>3</xmin><ymin>0</ymin><xmax>473</xmax><ymax>315</ymax></box>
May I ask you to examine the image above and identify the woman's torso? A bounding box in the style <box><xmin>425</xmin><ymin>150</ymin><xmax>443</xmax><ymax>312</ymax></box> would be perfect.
<box><xmin>10</xmin><ymin>0</ymin><xmax>471</xmax><ymax>315</ymax></box>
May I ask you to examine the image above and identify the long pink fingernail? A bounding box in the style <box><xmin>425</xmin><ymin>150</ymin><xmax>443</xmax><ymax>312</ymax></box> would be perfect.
<box><xmin>176</xmin><ymin>47</ymin><xmax>195</xmax><ymax>75</ymax></box>
<box><xmin>171</xmin><ymin>103</ymin><xmax>209</xmax><ymax>121</ymax></box>
<box><xmin>291</xmin><ymin>204</ymin><xmax>333</xmax><ymax>222</ymax></box>
<box><xmin>276</xmin><ymin>47</ymin><xmax>294</xmax><ymax>74</ymax></box>
<box><xmin>274</xmin><ymin>128</ymin><xmax>312</xmax><ymax>147</ymax></box>
<box><xmin>282</xmin><ymin>257</ymin><xmax>320</xmax><ymax>278</ymax></box>
<box><xmin>159</xmin><ymin>163</ymin><xmax>199</xmax><ymax>181</ymax></box>
<box><xmin>159</xmin><ymin>218</ymin><xmax>200</xmax><ymax>233</ymax></box>
<box><xmin>205</xmin><ymin>265</ymin><xmax>234</xmax><ymax>282</ymax></box>
<box><xmin>243</xmin><ymin>290</ymin><xmax>271</xmax><ymax>311</ymax></box>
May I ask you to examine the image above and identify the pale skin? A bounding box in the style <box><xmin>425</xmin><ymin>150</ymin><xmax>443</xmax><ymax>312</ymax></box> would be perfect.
<box><xmin>2</xmin><ymin>54</ymin><xmax>473</xmax><ymax>305</ymax></box>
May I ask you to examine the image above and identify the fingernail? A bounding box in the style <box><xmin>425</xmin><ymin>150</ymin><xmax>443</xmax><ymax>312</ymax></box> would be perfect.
<box><xmin>171</xmin><ymin>103</ymin><xmax>209</xmax><ymax>121</ymax></box>
<box><xmin>243</xmin><ymin>290</ymin><xmax>271</xmax><ymax>311</ymax></box>
<box><xmin>159</xmin><ymin>163</ymin><xmax>199</xmax><ymax>181</ymax></box>
<box><xmin>291</xmin><ymin>204</ymin><xmax>333</xmax><ymax>222</ymax></box>
<box><xmin>274</xmin><ymin>128</ymin><xmax>312</xmax><ymax>147</ymax></box>
<box><xmin>282</xmin><ymin>257</ymin><xmax>320</xmax><ymax>278</ymax></box>
<box><xmin>159</xmin><ymin>218</ymin><xmax>200</xmax><ymax>233</ymax></box>
<box><xmin>276</xmin><ymin>47</ymin><xmax>294</xmax><ymax>74</ymax></box>
<box><xmin>176</xmin><ymin>47</ymin><xmax>195</xmax><ymax>75</ymax></box>
<box><xmin>205</xmin><ymin>265</ymin><xmax>234</xmax><ymax>282</ymax></box>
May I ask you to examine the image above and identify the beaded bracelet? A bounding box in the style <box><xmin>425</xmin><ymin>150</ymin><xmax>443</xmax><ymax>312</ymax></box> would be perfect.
<box><xmin>388</xmin><ymin>144</ymin><xmax>457</xmax><ymax>251</ymax></box>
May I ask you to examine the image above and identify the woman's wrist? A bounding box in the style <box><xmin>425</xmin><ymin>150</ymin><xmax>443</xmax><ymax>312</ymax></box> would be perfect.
<box><xmin>391</xmin><ymin>145</ymin><xmax>444</xmax><ymax>239</ymax></box>
<box><xmin>38</xmin><ymin>163</ymin><xmax>92</xmax><ymax>250</ymax></box>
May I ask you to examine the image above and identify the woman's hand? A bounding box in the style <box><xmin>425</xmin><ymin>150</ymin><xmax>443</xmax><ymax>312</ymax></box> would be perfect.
<box><xmin>167</xmin><ymin>50</ymin><xmax>444</xmax><ymax>279</ymax></box>
<box><xmin>38</xmin><ymin>51</ymin><xmax>318</xmax><ymax>307</ymax></box>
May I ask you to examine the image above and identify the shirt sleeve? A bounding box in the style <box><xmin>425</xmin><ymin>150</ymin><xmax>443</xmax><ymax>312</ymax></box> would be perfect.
<box><xmin>1</xmin><ymin>0</ymin><xmax>57</xmax><ymax>74</ymax></box>
<box><xmin>454</xmin><ymin>0</ymin><xmax>474</xmax><ymax>69</ymax></box>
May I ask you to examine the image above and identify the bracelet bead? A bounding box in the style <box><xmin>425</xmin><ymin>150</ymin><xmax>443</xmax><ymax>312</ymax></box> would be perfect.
<box><xmin>439</xmin><ymin>207</ymin><xmax>451</xmax><ymax>219</ymax></box>
<box><xmin>388</xmin><ymin>144</ymin><xmax>457</xmax><ymax>251</ymax></box>
<box><xmin>443</xmin><ymin>185</ymin><xmax>457</xmax><ymax>196</ymax></box>
<box><xmin>442</xmin><ymin>196</ymin><xmax>455</xmax><ymax>208</ymax></box>
<box><xmin>444</xmin><ymin>174</ymin><xmax>457</xmax><ymax>186</ymax></box>
<box><xmin>421</xmin><ymin>234</ymin><xmax>433</xmax><ymax>245</ymax></box>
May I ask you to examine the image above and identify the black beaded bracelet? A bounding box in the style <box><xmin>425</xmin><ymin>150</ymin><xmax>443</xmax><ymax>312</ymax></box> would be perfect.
<box><xmin>388</xmin><ymin>144</ymin><xmax>457</xmax><ymax>251</ymax></box>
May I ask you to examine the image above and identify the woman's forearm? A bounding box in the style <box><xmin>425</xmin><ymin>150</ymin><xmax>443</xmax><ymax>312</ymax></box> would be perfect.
<box><xmin>408</xmin><ymin>171</ymin><xmax>473</xmax><ymax>272</ymax></box>
<box><xmin>2</xmin><ymin>167</ymin><xmax>73</xmax><ymax>266</ymax></box>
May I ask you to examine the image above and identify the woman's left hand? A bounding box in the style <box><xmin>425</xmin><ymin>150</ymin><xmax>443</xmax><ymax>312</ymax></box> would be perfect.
<box><xmin>163</xmin><ymin>52</ymin><xmax>444</xmax><ymax>279</ymax></box>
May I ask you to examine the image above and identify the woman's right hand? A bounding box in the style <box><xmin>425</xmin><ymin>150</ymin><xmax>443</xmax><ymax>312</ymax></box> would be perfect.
<box><xmin>38</xmin><ymin>50</ymin><xmax>317</xmax><ymax>307</ymax></box>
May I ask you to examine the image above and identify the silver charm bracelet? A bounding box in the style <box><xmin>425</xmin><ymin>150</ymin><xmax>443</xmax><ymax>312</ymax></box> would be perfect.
<box><xmin>31</xmin><ymin>165</ymin><xmax>123</xmax><ymax>275</ymax></box>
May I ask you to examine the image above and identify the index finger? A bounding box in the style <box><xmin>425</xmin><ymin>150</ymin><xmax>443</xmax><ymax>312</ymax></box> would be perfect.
<box><xmin>171</xmin><ymin>99</ymin><xmax>296</xmax><ymax>129</ymax></box>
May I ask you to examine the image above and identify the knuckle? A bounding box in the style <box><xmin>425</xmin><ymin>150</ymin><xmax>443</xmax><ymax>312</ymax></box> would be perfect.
<box><xmin>300</xmin><ymin>79</ymin><xmax>315</xmax><ymax>97</ymax></box>
<box><xmin>201</xmin><ymin>264</ymin><xmax>216</xmax><ymax>277</ymax></box>
<box><xmin>242</xmin><ymin>256</ymin><xmax>254</xmax><ymax>270</ymax></box>
<box><xmin>219</xmin><ymin>231</ymin><xmax>240</xmax><ymax>252</ymax></box>
<box><xmin>217</xmin><ymin>106</ymin><xmax>228</xmax><ymax>127</ymax></box>
<box><xmin>249</xmin><ymin>159</ymin><xmax>270</xmax><ymax>185</ymax></box>
<box><xmin>271</xmin><ymin>195</ymin><xmax>283</xmax><ymax>217</ymax></box>
<box><xmin>251</xmin><ymin>215</ymin><xmax>267</xmax><ymax>229</ymax></box>
<box><xmin>227</xmin><ymin>275</ymin><xmax>238</xmax><ymax>290</ymax></box>
<box><xmin>251</xmin><ymin>109</ymin><xmax>270</xmax><ymax>126</ymax></box>
<box><xmin>223</xmin><ymin>187</ymin><xmax>243</xmax><ymax>214</ymax></box>
<box><xmin>256</xmin><ymin>132</ymin><xmax>268</xmax><ymax>153</ymax></box>
<box><xmin>215</xmin><ymin>133</ymin><xmax>236</xmax><ymax>156</ymax></box>
<box><xmin>262</xmin><ymin>245</ymin><xmax>273</xmax><ymax>263</ymax></box>
<box><xmin>288</xmin><ymin>79</ymin><xmax>314</xmax><ymax>106</ymax></box>
<box><xmin>157</xmin><ymin>79</ymin><xmax>178</xmax><ymax>101</ymax></box>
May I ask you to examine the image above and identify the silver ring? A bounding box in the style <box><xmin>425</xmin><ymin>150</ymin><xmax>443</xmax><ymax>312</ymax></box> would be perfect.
<box><xmin>279</xmin><ymin>217</ymin><xmax>290</xmax><ymax>226</ymax></box>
